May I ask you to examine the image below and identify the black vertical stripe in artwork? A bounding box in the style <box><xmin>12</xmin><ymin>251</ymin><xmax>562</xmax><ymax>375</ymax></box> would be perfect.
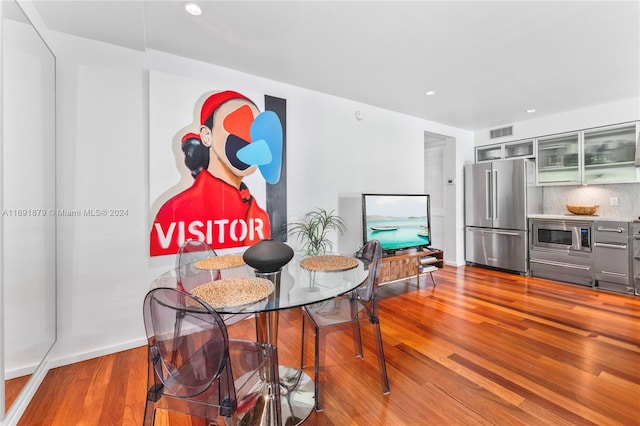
<box><xmin>264</xmin><ymin>95</ymin><xmax>287</xmax><ymax>242</ymax></box>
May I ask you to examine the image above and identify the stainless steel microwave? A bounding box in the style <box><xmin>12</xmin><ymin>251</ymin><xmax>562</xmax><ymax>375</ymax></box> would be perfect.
<box><xmin>530</xmin><ymin>220</ymin><xmax>592</xmax><ymax>252</ymax></box>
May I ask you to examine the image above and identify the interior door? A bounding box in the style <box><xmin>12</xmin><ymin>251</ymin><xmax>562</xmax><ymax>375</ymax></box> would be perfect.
<box><xmin>424</xmin><ymin>141</ymin><xmax>445</xmax><ymax>248</ymax></box>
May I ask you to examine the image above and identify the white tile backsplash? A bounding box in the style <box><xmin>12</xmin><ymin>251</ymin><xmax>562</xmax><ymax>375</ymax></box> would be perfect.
<box><xmin>542</xmin><ymin>183</ymin><xmax>640</xmax><ymax>219</ymax></box>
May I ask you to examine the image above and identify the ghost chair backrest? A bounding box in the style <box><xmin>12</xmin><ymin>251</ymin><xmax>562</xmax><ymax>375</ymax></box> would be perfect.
<box><xmin>143</xmin><ymin>287</ymin><xmax>234</xmax><ymax>420</ymax></box>
<box><xmin>353</xmin><ymin>239</ymin><xmax>383</xmax><ymax>306</ymax></box>
<box><xmin>176</xmin><ymin>239</ymin><xmax>220</xmax><ymax>292</ymax></box>
<box><xmin>300</xmin><ymin>239</ymin><xmax>389</xmax><ymax>412</ymax></box>
<box><xmin>142</xmin><ymin>287</ymin><xmax>282</xmax><ymax>425</ymax></box>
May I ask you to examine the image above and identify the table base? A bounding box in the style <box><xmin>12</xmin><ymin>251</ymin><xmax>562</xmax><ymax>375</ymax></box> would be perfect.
<box><xmin>279</xmin><ymin>366</ymin><xmax>315</xmax><ymax>425</ymax></box>
<box><xmin>249</xmin><ymin>366</ymin><xmax>314</xmax><ymax>426</ymax></box>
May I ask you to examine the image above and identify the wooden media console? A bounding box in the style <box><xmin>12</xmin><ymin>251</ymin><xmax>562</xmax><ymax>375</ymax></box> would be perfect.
<box><xmin>379</xmin><ymin>248</ymin><xmax>444</xmax><ymax>286</ymax></box>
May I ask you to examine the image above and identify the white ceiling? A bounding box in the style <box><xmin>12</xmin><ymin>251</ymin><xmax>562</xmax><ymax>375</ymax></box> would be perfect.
<box><xmin>30</xmin><ymin>0</ymin><xmax>640</xmax><ymax>131</ymax></box>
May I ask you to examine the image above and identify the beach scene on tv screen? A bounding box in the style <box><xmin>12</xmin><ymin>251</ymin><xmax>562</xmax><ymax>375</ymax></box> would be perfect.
<box><xmin>364</xmin><ymin>195</ymin><xmax>430</xmax><ymax>250</ymax></box>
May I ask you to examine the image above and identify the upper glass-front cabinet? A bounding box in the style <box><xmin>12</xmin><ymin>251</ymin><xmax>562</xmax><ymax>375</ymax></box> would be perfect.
<box><xmin>583</xmin><ymin>123</ymin><xmax>638</xmax><ymax>184</ymax></box>
<box><xmin>476</xmin><ymin>139</ymin><xmax>533</xmax><ymax>162</ymax></box>
<box><xmin>476</xmin><ymin>121</ymin><xmax>639</xmax><ymax>186</ymax></box>
<box><xmin>505</xmin><ymin>140</ymin><xmax>534</xmax><ymax>159</ymax></box>
<box><xmin>476</xmin><ymin>144</ymin><xmax>502</xmax><ymax>162</ymax></box>
<box><xmin>536</xmin><ymin>132</ymin><xmax>580</xmax><ymax>185</ymax></box>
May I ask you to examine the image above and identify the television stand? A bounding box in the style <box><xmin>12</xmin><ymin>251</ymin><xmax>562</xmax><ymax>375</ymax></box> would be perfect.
<box><xmin>379</xmin><ymin>248</ymin><xmax>444</xmax><ymax>287</ymax></box>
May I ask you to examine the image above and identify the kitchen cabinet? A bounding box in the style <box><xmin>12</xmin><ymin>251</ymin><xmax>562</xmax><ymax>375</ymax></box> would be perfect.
<box><xmin>583</xmin><ymin>123</ymin><xmax>639</xmax><ymax>184</ymax></box>
<box><xmin>476</xmin><ymin>139</ymin><xmax>533</xmax><ymax>163</ymax></box>
<box><xmin>504</xmin><ymin>140</ymin><xmax>534</xmax><ymax>159</ymax></box>
<box><xmin>593</xmin><ymin>221</ymin><xmax>634</xmax><ymax>294</ymax></box>
<box><xmin>476</xmin><ymin>121</ymin><xmax>638</xmax><ymax>186</ymax></box>
<box><xmin>528</xmin><ymin>216</ymin><xmax>637</xmax><ymax>294</ymax></box>
<box><xmin>476</xmin><ymin>144</ymin><xmax>502</xmax><ymax>162</ymax></box>
<box><xmin>535</xmin><ymin>122</ymin><xmax>639</xmax><ymax>185</ymax></box>
<box><xmin>536</xmin><ymin>132</ymin><xmax>581</xmax><ymax>185</ymax></box>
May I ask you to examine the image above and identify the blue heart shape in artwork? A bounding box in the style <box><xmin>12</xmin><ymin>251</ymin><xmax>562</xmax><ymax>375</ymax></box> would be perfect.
<box><xmin>249</xmin><ymin>111</ymin><xmax>283</xmax><ymax>184</ymax></box>
<box><xmin>237</xmin><ymin>139</ymin><xmax>272</xmax><ymax>166</ymax></box>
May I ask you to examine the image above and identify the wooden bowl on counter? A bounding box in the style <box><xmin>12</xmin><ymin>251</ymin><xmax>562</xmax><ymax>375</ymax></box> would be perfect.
<box><xmin>566</xmin><ymin>204</ymin><xmax>599</xmax><ymax>215</ymax></box>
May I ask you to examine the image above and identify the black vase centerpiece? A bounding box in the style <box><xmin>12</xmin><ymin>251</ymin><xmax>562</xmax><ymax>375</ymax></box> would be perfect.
<box><xmin>243</xmin><ymin>239</ymin><xmax>294</xmax><ymax>273</ymax></box>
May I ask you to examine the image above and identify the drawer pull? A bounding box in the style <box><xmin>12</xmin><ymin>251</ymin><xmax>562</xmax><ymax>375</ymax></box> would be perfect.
<box><xmin>594</xmin><ymin>242</ymin><xmax>627</xmax><ymax>250</ymax></box>
<box><xmin>597</xmin><ymin>227</ymin><xmax>623</xmax><ymax>233</ymax></box>
<box><xmin>600</xmin><ymin>271</ymin><xmax>627</xmax><ymax>278</ymax></box>
<box><xmin>530</xmin><ymin>258</ymin><xmax>591</xmax><ymax>271</ymax></box>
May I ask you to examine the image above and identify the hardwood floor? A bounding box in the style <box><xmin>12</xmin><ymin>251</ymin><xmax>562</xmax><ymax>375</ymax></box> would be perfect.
<box><xmin>18</xmin><ymin>265</ymin><xmax>640</xmax><ymax>425</ymax></box>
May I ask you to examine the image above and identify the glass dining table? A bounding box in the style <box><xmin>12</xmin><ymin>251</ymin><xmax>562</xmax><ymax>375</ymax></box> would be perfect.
<box><xmin>150</xmin><ymin>252</ymin><xmax>369</xmax><ymax>425</ymax></box>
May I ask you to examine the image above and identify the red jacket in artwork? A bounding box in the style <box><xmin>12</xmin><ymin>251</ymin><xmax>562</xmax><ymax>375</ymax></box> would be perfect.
<box><xmin>150</xmin><ymin>170</ymin><xmax>270</xmax><ymax>256</ymax></box>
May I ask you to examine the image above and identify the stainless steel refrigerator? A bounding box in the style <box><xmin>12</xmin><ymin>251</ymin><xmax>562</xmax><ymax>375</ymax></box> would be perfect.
<box><xmin>464</xmin><ymin>159</ymin><xmax>542</xmax><ymax>273</ymax></box>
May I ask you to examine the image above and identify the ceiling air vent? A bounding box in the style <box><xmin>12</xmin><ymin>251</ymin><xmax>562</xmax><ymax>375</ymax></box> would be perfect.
<box><xmin>490</xmin><ymin>126</ymin><xmax>513</xmax><ymax>139</ymax></box>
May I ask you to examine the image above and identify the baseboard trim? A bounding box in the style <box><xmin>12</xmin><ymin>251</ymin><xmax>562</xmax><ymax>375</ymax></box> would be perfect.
<box><xmin>2</xmin><ymin>357</ymin><xmax>50</xmax><ymax>426</ymax></box>
<box><xmin>47</xmin><ymin>337</ymin><xmax>147</xmax><ymax>370</ymax></box>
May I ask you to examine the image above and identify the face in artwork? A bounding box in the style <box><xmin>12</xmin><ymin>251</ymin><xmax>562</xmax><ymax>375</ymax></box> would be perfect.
<box><xmin>200</xmin><ymin>98</ymin><xmax>260</xmax><ymax>184</ymax></box>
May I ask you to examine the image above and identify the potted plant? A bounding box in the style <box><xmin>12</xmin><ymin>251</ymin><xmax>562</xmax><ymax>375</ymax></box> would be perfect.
<box><xmin>285</xmin><ymin>208</ymin><xmax>347</xmax><ymax>255</ymax></box>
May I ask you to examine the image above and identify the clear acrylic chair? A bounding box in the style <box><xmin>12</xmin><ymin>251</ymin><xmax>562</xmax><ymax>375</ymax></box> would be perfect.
<box><xmin>143</xmin><ymin>287</ymin><xmax>281</xmax><ymax>425</ymax></box>
<box><xmin>176</xmin><ymin>239</ymin><xmax>220</xmax><ymax>292</ymax></box>
<box><xmin>176</xmin><ymin>239</ymin><xmax>252</xmax><ymax>327</ymax></box>
<box><xmin>300</xmin><ymin>239</ymin><xmax>390</xmax><ymax>411</ymax></box>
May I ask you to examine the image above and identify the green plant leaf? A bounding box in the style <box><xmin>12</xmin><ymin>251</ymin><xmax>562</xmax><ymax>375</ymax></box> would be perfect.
<box><xmin>284</xmin><ymin>208</ymin><xmax>347</xmax><ymax>255</ymax></box>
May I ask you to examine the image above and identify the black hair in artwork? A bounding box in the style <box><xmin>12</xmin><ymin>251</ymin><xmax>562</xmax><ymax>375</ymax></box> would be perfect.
<box><xmin>181</xmin><ymin>135</ymin><xmax>209</xmax><ymax>178</ymax></box>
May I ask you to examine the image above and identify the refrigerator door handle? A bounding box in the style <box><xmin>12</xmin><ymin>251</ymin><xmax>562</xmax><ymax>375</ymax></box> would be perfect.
<box><xmin>468</xmin><ymin>228</ymin><xmax>520</xmax><ymax>237</ymax></box>
<box><xmin>485</xmin><ymin>170</ymin><xmax>492</xmax><ymax>220</ymax></box>
<box><xmin>493</xmin><ymin>169</ymin><xmax>498</xmax><ymax>220</ymax></box>
<box><xmin>492</xmin><ymin>230</ymin><xmax>521</xmax><ymax>236</ymax></box>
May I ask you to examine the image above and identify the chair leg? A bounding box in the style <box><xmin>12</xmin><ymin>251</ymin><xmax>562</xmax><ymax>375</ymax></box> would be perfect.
<box><xmin>352</xmin><ymin>321</ymin><xmax>363</xmax><ymax>359</ymax></box>
<box><xmin>350</xmin><ymin>299</ymin><xmax>363</xmax><ymax>358</ymax></box>
<box><xmin>170</xmin><ymin>310</ymin><xmax>186</xmax><ymax>365</ymax></box>
<box><xmin>143</xmin><ymin>399</ymin><xmax>156</xmax><ymax>426</ymax></box>
<box><xmin>314</xmin><ymin>325</ymin><xmax>325</xmax><ymax>412</ymax></box>
<box><xmin>371</xmin><ymin>318</ymin><xmax>390</xmax><ymax>395</ymax></box>
<box><xmin>430</xmin><ymin>271</ymin><xmax>436</xmax><ymax>287</ymax></box>
<box><xmin>300</xmin><ymin>312</ymin><xmax>307</xmax><ymax>370</ymax></box>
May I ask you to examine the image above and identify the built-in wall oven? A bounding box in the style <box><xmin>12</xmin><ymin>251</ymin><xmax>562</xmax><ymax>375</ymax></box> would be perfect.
<box><xmin>530</xmin><ymin>220</ymin><xmax>591</xmax><ymax>252</ymax></box>
<box><xmin>529</xmin><ymin>220</ymin><xmax>594</xmax><ymax>286</ymax></box>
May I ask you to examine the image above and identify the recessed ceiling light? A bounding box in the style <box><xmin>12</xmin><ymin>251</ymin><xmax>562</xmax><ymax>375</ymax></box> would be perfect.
<box><xmin>425</xmin><ymin>90</ymin><xmax>436</xmax><ymax>96</ymax></box>
<box><xmin>184</xmin><ymin>2</ymin><xmax>202</xmax><ymax>16</ymax></box>
<box><xmin>526</xmin><ymin>108</ymin><xmax>537</xmax><ymax>113</ymax></box>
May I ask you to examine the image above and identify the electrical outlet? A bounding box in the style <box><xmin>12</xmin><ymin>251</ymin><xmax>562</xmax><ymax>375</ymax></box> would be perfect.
<box><xmin>610</xmin><ymin>196</ymin><xmax>619</xmax><ymax>207</ymax></box>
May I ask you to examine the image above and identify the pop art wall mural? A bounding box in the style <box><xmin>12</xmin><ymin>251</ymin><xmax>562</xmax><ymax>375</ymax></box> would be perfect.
<box><xmin>149</xmin><ymin>71</ymin><xmax>287</xmax><ymax>257</ymax></box>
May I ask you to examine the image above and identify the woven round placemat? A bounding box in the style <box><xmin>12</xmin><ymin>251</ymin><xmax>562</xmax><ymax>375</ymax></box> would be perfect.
<box><xmin>191</xmin><ymin>277</ymin><xmax>274</xmax><ymax>308</ymax></box>
<box><xmin>194</xmin><ymin>255</ymin><xmax>246</xmax><ymax>270</ymax></box>
<box><xmin>299</xmin><ymin>255</ymin><xmax>359</xmax><ymax>272</ymax></box>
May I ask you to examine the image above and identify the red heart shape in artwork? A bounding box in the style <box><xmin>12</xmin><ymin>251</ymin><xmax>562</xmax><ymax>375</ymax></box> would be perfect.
<box><xmin>223</xmin><ymin>104</ymin><xmax>254</xmax><ymax>143</ymax></box>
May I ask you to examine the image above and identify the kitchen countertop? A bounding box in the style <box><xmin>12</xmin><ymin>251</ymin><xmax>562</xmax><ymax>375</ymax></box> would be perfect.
<box><xmin>528</xmin><ymin>214</ymin><xmax>638</xmax><ymax>222</ymax></box>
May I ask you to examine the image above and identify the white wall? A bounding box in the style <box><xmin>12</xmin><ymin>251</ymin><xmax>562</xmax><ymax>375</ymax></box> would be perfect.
<box><xmin>46</xmin><ymin>32</ymin><xmax>473</xmax><ymax>368</ymax></box>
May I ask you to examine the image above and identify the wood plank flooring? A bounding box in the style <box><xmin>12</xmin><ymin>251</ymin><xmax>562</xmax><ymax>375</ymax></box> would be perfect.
<box><xmin>17</xmin><ymin>265</ymin><xmax>640</xmax><ymax>425</ymax></box>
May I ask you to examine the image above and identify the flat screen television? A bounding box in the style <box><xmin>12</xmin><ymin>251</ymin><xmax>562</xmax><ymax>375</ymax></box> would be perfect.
<box><xmin>362</xmin><ymin>193</ymin><xmax>431</xmax><ymax>253</ymax></box>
